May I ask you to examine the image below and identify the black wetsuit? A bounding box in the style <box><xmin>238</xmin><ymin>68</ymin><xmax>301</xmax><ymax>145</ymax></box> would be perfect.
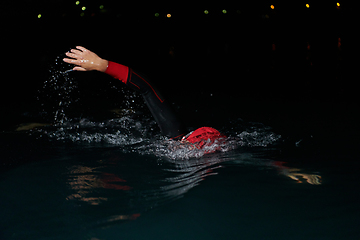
<box><xmin>105</xmin><ymin>61</ymin><xmax>187</xmax><ymax>139</ymax></box>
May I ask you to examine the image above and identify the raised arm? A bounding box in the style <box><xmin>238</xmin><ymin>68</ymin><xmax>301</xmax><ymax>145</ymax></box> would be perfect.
<box><xmin>62</xmin><ymin>46</ymin><xmax>187</xmax><ymax>139</ymax></box>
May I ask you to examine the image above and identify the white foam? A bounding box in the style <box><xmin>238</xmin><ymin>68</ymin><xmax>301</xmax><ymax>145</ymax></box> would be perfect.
<box><xmin>35</xmin><ymin>116</ymin><xmax>281</xmax><ymax>160</ymax></box>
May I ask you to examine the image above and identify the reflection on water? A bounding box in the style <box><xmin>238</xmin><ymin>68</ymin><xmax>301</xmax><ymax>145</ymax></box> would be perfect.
<box><xmin>272</xmin><ymin>161</ymin><xmax>322</xmax><ymax>185</ymax></box>
<box><xmin>62</xmin><ymin>152</ymin><xmax>230</xmax><ymax>223</ymax></box>
<box><xmin>156</xmin><ymin>156</ymin><xmax>225</xmax><ymax>202</ymax></box>
<box><xmin>65</xmin><ymin>165</ymin><xmax>131</xmax><ymax>206</ymax></box>
<box><xmin>0</xmin><ymin>129</ymin><xmax>325</xmax><ymax>239</ymax></box>
<box><xmin>60</xmin><ymin>147</ymin><xmax>322</xmax><ymax>229</ymax></box>
<box><xmin>286</xmin><ymin>169</ymin><xmax>322</xmax><ymax>185</ymax></box>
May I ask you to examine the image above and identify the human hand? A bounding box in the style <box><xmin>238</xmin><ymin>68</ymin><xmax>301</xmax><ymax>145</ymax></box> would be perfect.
<box><xmin>63</xmin><ymin>46</ymin><xmax>108</xmax><ymax>72</ymax></box>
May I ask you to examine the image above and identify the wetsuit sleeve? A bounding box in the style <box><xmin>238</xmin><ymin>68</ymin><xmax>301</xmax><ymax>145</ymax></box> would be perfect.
<box><xmin>104</xmin><ymin>61</ymin><xmax>187</xmax><ymax>139</ymax></box>
<box><xmin>105</xmin><ymin>61</ymin><xmax>129</xmax><ymax>84</ymax></box>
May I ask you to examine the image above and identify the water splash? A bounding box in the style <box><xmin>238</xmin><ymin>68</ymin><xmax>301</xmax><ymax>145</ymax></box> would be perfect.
<box><xmin>140</xmin><ymin>129</ymin><xmax>280</xmax><ymax>160</ymax></box>
<box><xmin>34</xmin><ymin>55</ymin><xmax>281</xmax><ymax>160</ymax></box>
<box><xmin>37</xmin><ymin>54</ymin><xmax>146</xmax><ymax>125</ymax></box>
<box><xmin>33</xmin><ymin>115</ymin><xmax>280</xmax><ymax>160</ymax></box>
<box><xmin>37</xmin><ymin>55</ymin><xmax>79</xmax><ymax>124</ymax></box>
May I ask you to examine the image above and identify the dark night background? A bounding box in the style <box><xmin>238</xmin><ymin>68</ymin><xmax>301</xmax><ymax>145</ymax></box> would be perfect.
<box><xmin>2</xmin><ymin>3</ymin><xmax>360</xmax><ymax>239</ymax></box>
<box><xmin>1</xmin><ymin>0</ymin><xmax>359</xmax><ymax>148</ymax></box>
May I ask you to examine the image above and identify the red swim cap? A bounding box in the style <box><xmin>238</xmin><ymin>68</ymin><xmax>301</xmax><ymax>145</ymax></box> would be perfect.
<box><xmin>182</xmin><ymin>127</ymin><xmax>226</xmax><ymax>150</ymax></box>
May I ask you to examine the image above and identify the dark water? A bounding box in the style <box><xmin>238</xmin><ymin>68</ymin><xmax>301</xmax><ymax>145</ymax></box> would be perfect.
<box><xmin>1</xmin><ymin>120</ymin><xmax>359</xmax><ymax>239</ymax></box>
<box><xmin>1</xmin><ymin>11</ymin><xmax>360</xmax><ymax>239</ymax></box>
<box><xmin>1</xmin><ymin>86</ymin><xmax>359</xmax><ymax>240</ymax></box>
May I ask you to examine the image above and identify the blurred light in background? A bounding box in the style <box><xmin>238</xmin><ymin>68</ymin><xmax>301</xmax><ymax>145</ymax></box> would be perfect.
<box><xmin>25</xmin><ymin>2</ymin><xmax>347</xmax><ymax>20</ymax></box>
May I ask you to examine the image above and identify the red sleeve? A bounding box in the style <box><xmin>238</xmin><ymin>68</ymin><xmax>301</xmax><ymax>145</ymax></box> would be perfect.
<box><xmin>104</xmin><ymin>61</ymin><xmax>129</xmax><ymax>84</ymax></box>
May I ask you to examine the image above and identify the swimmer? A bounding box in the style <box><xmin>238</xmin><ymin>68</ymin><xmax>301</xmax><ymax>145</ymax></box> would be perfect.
<box><xmin>63</xmin><ymin>46</ymin><xmax>226</xmax><ymax>151</ymax></box>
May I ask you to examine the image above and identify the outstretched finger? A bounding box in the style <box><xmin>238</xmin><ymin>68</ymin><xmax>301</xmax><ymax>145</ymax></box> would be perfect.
<box><xmin>63</xmin><ymin>57</ymin><xmax>73</xmax><ymax>64</ymax></box>
<box><xmin>63</xmin><ymin>57</ymin><xmax>79</xmax><ymax>65</ymax></box>
<box><xmin>70</xmin><ymin>48</ymin><xmax>83</xmax><ymax>56</ymax></box>
<box><xmin>73</xmin><ymin>66</ymin><xmax>87</xmax><ymax>71</ymax></box>
<box><xmin>65</xmin><ymin>52</ymin><xmax>77</xmax><ymax>59</ymax></box>
<box><xmin>64</xmin><ymin>59</ymin><xmax>86</xmax><ymax>70</ymax></box>
<box><xmin>76</xmin><ymin>46</ymin><xmax>88</xmax><ymax>52</ymax></box>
